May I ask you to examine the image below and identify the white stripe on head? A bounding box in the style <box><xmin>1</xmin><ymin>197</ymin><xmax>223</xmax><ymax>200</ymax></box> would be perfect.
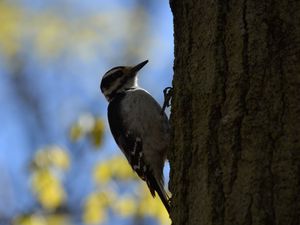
<box><xmin>102</xmin><ymin>67</ymin><xmax>123</xmax><ymax>79</ymax></box>
<box><xmin>100</xmin><ymin>67</ymin><xmax>139</xmax><ymax>101</ymax></box>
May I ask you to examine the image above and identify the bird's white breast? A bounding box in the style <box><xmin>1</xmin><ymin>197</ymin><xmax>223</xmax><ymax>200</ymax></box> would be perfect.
<box><xmin>119</xmin><ymin>88</ymin><xmax>170</xmax><ymax>177</ymax></box>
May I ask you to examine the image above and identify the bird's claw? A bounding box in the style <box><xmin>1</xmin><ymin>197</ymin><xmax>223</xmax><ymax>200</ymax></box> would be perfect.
<box><xmin>161</xmin><ymin>87</ymin><xmax>173</xmax><ymax>114</ymax></box>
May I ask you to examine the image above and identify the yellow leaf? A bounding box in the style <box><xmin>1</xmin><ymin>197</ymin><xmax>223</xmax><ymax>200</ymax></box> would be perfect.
<box><xmin>48</xmin><ymin>146</ymin><xmax>70</xmax><ymax>170</ymax></box>
<box><xmin>114</xmin><ymin>196</ymin><xmax>137</xmax><ymax>217</ymax></box>
<box><xmin>14</xmin><ymin>214</ymin><xmax>71</xmax><ymax>225</ymax></box>
<box><xmin>94</xmin><ymin>156</ymin><xmax>137</xmax><ymax>184</ymax></box>
<box><xmin>110</xmin><ymin>156</ymin><xmax>137</xmax><ymax>180</ymax></box>
<box><xmin>69</xmin><ymin>123</ymin><xmax>83</xmax><ymax>141</ymax></box>
<box><xmin>90</xmin><ymin>118</ymin><xmax>105</xmax><ymax>147</ymax></box>
<box><xmin>93</xmin><ymin>163</ymin><xmax>111</xmax><ymax>184</ymax></box>
<box><xmin>95</xmin><ymin>191</ymin><xmax>115</xmax><ymax>207</ymax></box>
<box><xmin>31</xmin><ymin>169</ymin><xmax>53</xmax><ymax>191</ymax></box>
<box><xmin>83</xmin><ymin>193</ymin><xmax>107</xmax><ymax>225</ymax></box>
<box><xmin>83</xmin><ymin>207</ymin><xmax>106</xmax><ymax>225</ymax></box>
<box><xmin>33</xmin><ymin>146</ymin><xmax>70</xmax><ymax>170</ymax></box>
<box><xmin>39</xmin><ymin>180</ymin><xmax>65</xmax><ymax>209</ymax></box>
<box><xmin>34</xmin><ymin>150</ymin><xmax>51</xmax><ymax>168</ymax></box>
<box><xmin>138</xmin><ymin>184</ymin><xmax>171</xmax><ymax>224</ymax></box>
<box><xmin>0</xmin><ymin>2</ymin><xmax>22</xmax><ymax>57</ymax></box>
<box><xmin>14</xmin><ymin>214</ymin><xmax>46</xmax><ymax>225</ymax></box>
<box><xmin>157</xmin><ymin>208</ymin><xmax>171</xmax><ymax>225</ymax></box>
<box><xmin>45</xmin><ymin>214</ymin><xmax>70</xmax><ymax>225</ymax></box>
<box><xmin>84</xmin><ymin>193</ymin><xmax>103</xmax><ymax>209</ymax></box>
<box><xmin>31</xmin><ymin>170</ymin><xmax>66</xmax><ymax>210</ymax></box>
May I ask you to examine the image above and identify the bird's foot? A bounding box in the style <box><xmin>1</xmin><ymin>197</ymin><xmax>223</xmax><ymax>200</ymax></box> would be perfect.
<box><xmin>161</xmin><ymin>87</ymin><xmax>173</xmax><ymax>114</ymax></box>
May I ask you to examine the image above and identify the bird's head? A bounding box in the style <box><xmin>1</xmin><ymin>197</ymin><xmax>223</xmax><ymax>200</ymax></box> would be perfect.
<box><xmin>100</xmin><ymin>60</ymin><xmax>148</xmax><ymax>102</ymax></box>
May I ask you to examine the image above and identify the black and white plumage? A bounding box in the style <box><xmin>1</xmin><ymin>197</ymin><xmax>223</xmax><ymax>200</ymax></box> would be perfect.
<box><xmin>100</xmin><ymin>60</ymin><xmax>170</xmax><ymax>213</ymax></box>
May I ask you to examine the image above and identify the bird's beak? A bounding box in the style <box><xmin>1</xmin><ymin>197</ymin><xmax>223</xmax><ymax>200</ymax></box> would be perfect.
<box><xmin>131</xmin><ymin>60</ymin><xmax>148</xmax><ymax>73</ymax></box>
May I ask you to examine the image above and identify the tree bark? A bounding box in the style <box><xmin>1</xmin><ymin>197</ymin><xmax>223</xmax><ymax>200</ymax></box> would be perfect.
<box><xmin>169</xmin><ymin>0</ymin><xmax>300</xmax><ymax>225</ymax></box>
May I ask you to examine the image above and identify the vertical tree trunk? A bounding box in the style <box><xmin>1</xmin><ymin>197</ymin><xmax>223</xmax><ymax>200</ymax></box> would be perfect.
<box><xmin>169</xmin><ymin>0</ymin><xmax>300</xmax><ymax>225</ymax></box>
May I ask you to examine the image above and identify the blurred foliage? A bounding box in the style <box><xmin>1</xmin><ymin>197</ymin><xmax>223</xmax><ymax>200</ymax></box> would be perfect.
<box><xmin>86</xmin><ymin>156</ymin><xmax>171</xmax><ymax>224</ymax></box>
<box><xmin>0</xmin><ymin>0</ymin><xmax>150</xmax><ymax>63</ymax></box>
<box><xmin>0</xmin><ymin>2</ymin><xmax>21</xmax><ymax>57</ymax></box>
<box><xmin>28</xmin><ymin>127</ymin><xmax>170</xmax><ymax>225</ymax></box>
<box><xmin>30</xmin><ymin>146</ymin><xmax>69</xmax><ymax>210</ymax></box>
<box><xmin>82</xmin><ymin>191</ymin><xmax>113</xmax><ymax>224</ymax></box>
<box><xmin>15</xmin><ymin>146</ymin><xmax>71</xmax><ymax>224</ymax></box>
<box><xmin>31</xmin><ymin>169</ymin><xmax>66</xmax><ymax>210</ymax></box>
<box><xmin>32</xmin><ymin>146</ymin><xmax>70</xmax><ymax>170</ymax></box>
<box><xmin>138</xmin><ymin>185</ymin><xmax>170</xmax><ymax>225</ymax></box>
<box><xmin>14</xmin><ymin>214</ymin><xmax>70</xmax><ymax>225</ymax></box>
<box><xmin>69</xmin><ymin>114</ymin><xmax>105</xmax><ymax>148</ymax></box>
<box><xmin>93</xmin><ymin>156</ymin><xmax>138</xmax><ymax>183</ymax></box>
<box><xmin>1</xmin><ymin>0</ymin><xmax>171</xmax><ymax>224</ymax></box>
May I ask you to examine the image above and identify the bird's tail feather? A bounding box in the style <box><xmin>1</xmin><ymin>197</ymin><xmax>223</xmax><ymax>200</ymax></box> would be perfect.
<box><xmin>146</xmin><ymin>173</ymin><xmax>170</xmax><ymax>214</ymax></box>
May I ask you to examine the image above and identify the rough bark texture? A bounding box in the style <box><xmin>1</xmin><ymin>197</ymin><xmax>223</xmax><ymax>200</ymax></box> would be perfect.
<box><xmin>169</xmin><ymin>0</ymin><xmax>300</xmax><ymax>225</ymax></box>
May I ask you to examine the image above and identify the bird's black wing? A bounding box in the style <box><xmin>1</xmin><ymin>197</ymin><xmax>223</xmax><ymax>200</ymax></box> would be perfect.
<box><xmin>107</xmin><ymin>92</ymin><xmax>170</xmax><ymax>213</ymax></box>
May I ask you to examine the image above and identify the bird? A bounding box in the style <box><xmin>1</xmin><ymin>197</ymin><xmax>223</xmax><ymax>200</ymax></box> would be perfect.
<box><xmin>100</xmin><ymin>60</ymin><xmax>170</xmax><ymax>213</ymax></box>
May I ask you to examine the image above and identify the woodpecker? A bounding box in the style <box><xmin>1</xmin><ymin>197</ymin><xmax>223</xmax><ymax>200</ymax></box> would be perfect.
<box><xmin>100</xmin><ymin>60</ymin><xmax>170</xmax><ymax>213</ymax></box>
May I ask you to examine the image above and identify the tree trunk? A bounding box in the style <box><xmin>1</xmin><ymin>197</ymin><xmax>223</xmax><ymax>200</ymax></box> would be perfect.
<box><xmin>169</xmin><ymin>0</ymin><xmax>300</xmax><ymax>225</ymax></box>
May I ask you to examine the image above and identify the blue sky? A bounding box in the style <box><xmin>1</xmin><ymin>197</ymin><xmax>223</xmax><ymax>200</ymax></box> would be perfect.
<box><xmin>0</xmin><ymin>0</ymin><xmax>173</xmax><ymax>224</ymax></box>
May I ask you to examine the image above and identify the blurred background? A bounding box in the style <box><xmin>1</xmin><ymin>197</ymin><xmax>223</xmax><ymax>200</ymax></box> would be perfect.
<box><xmin>0</xmin><ymin>0</ymin><xmax>173</xmax><ymax>225</ymax></box>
